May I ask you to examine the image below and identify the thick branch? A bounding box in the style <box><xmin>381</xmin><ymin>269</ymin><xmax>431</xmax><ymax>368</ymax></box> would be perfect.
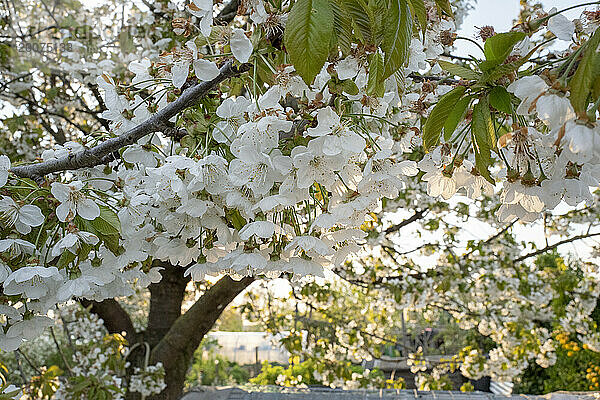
<box><xmin>10</xmin><ymin>61</ymin><xmax>250</xmax><ymax>181</ymax></box>
<box><xmin>80</xmin><ymin>298</ymin><xmax>140</xmax><ymax>344</ymax></box>
<box><xmin>215</xmin><ymin>0</ymin><xmax>240</xmax><ymax>24</ymax></box>
<box><xmin>149</xmin><ymin>275</ymin><xmax>254</xmax><ymax>400</ymax></box>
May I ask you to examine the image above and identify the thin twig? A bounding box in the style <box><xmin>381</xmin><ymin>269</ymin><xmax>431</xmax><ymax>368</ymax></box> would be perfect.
<box><xmin>50</xmin><ymin>327</ymin><xmax>73</xmax><ymax>376</ymax></box>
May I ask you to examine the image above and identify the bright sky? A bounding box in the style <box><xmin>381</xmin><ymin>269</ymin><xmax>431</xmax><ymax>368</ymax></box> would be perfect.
<box><xmin>455</xmin><ymin>0</ymin><xmax>583</xmax><ymax>57</ymax></box>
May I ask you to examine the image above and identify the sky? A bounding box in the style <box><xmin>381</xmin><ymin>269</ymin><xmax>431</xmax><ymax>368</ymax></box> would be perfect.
<box><xmin>454</xmin><ymin>0</ymin><xmax>583</xmax><ymax>57</ymax></box>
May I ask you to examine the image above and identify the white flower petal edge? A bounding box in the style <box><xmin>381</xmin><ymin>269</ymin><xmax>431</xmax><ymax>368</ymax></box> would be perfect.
<box><xmin>230</xmin><ymin>28</ymin><xmax>253</xmax><ymax>64</ymax></box>
<box><xmin>0</xmin><ymin>155</ymin><xmax>10</xmax><ymax>188</ymax></box>
<box><xmin>193</xmin><ymin>59</ymin><xmax>220</xmax><ymax>81</ymax></box>
<box><xmin>547</xmin><ymin>10</ymin><xmax>575</xmax><ymax>41</ymax></box>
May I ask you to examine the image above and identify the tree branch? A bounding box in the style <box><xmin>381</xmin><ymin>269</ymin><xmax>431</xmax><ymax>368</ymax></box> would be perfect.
<box><xmin>463</xmin><ymin>219</ymin><xmax>517</xmax><ymax>259</ymax></box>
<box><xmin>514</xmin><ymin>231</ymin><xmax>600</xmax><ymax>263</ymax></box>
<box><xmin>145</xmin><ymin>261</ymin><xmax>190</xmax><ymax>348</ymax></box>
<box><xmin>384</xmin><ymin>209</ymin><xmax>428</xmax><ymax>235</ymax></box>
<box><xmin>10</xmin><ymin>61</ymin><xmax>251</xmax><ymax>181</ymax></box>
<box><xmin>215</xmin><ymin>0</ymin><xmax>240</xmax><ymax>24</ymax></box>
<box><xmin>80</xmin><ymin>298</ymin><xmax>140</xmax><ymax>344</ymax></box>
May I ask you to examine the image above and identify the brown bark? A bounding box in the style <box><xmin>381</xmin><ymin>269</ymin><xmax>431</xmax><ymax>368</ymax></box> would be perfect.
<box><xmin>145</xmin><ymin>262</ymin><xmax>190</xmax><ymax>348</ymax></box>
<box><xmin>10</xmin><ymin>61</ymin><xmax>250</xmax><ymax>181</ymax></box>
<box><xmin>80</xmin><ymin>298</ymin><xmax>140</xmax><ymax>344</ymax></box>
<box><xmin>85</xmin><ymin>263</ymin><xmax>255</xmax><ymax>400</ymax></box>
<box><xmin>148</xmin><ymin>275</ymin><xmax>255</xmax><ymax>400</ymax></box>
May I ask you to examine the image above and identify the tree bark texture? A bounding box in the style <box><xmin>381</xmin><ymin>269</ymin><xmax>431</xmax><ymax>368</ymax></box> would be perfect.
<box><xmin>84</xmin><ymin>266</ymin><xmax>255</xmax><ymax>400</ymax></box>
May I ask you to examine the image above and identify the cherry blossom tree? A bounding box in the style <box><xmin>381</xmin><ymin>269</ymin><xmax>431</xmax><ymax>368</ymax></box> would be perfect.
<box><xmin>2</xmin><ymin>0</ymin><xmax>600</xmax><ymax>398</ymax></box>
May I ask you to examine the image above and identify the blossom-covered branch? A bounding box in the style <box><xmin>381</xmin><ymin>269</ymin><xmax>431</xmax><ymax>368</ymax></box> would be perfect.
<box><xmin>9</xmin><ymin>61</ymin><xmax>250</xmax><ymax>181</ymax></box>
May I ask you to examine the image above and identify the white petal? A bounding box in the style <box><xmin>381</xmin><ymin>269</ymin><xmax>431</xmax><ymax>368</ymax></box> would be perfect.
<box><xmin>171</xmin><ymin>61</ymin><xmax>190</xmax><ymax>89</ymax></box>
<box><xmin>192</xmin><ymin>0</ymin><xmax>213</xmax><ymax>12</ymax></box>
<box><xmin>548</xmin><ymin>14</ymin><xmax>575</xmax><ymax>41</ymax></box>
<box><xmin>239</xmin><ymin>221</ymin><xmax>276</xmax><ymax>240</ymax></box>
<box><xmin>193</xmin><ymin>59</ymin><xmax>220</xmax><ymax>81</ymax></box>
<box><xmin>77</xmin><ymin>199</ymin><xmax>100</xmax><ymax>220</ymax></box>
<box><xmin>335</xmin><ymin>57</ymin><xmax>359</xmax><ymax>80</ymax></box>
<box><xmin>14</xmin><ymin>221</ymin><xmax>32</xmax><ymax>235</ymax></box>
<box><xmin>0</xmin><ymin>155</ymin><xmax>10</xmax><ymax>170</ymax></box>
<box><xmin>231</xmin><ymin>28</ymin><xmax>253</xmax><ymax>63</ymax></box>
<box><xmin>50</xmin><ymin>182</ymin><xmax>71</xmax><ymax>202</ymax></box>
<box><xmin>55</xmin><ymin>202</ymin><xmax>71</xmax><ymax>222</ymax></box>
<box><xmin>199</xmin><ymin>13</ymin><xmax>213</xmax><ymax>37</ymax></box>
<box><xmin>18</xmin><ymin>205</ymin><xmax>44</xmax><ymax>227</ymax></box>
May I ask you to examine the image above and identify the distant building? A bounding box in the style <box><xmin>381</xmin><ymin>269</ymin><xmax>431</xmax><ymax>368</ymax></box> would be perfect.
<box><xmin>206</xmin><ymin>332</ymin><xmax>290</xmax><ymax>365</ymax></box>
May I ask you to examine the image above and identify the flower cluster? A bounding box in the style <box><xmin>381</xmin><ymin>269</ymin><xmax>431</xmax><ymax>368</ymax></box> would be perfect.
<box><xmin>1</xmin><ymin>0</ymin><xmax>600</xmax><ymax>391</ymax></box>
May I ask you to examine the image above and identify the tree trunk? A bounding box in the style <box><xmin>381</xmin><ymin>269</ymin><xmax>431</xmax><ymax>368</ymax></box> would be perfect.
<box><xmin>145</xmin><ymin>261</ymin><xmax>190</xmax><ymax>348</ymax></box>
<box><xmin>148</xmin><ymin>275</ymin><xmax>255</xmax><ymax>400</ymax></box>
<box><xmin>86</xmin><ymin>264</ymin><xmax>255</xmax><ymax>400</ymax></box>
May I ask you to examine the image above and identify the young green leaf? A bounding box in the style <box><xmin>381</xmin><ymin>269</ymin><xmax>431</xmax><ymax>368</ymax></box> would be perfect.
<box><xmin>367</xmin><ymin>51</ymin><xmax>385</xmax><ymax>97</ymax></box>
<box><xmin>76</xmin><ymin>205</ymin><xmax>121</xmax><ymax>255</ymax></box>
<box><xmin>407</xmin><ymin>0</ymin><xmax>427</xmax><ymax>40</ymax></box>
<box><xmin>472</xmin><ymin>96</ymin><xmax>496</xmax><ymax>154</ymax></box>
<box><xmin>592</xmin><ymin>54</ymin><xmax>600</xmax><ymax>104</ymax></box>
<box><xmin>284</xmin><ymin>0</ymin><xmax>334</xmax><ymax>84</ymax></box>
<box><xmin>489</xmin><ymin>86</ymin><xmax>513</xmax><ymax>114</ymax></box>
<box><xmin>342</xmin><ymin>79</ymin><xmax>360</xmax><ymax>95</ymax></box>
<box><xmin>382</xmin><ymin>0</ymin><xmax>412</xmax><ymax>79</ymax></box>
<box><xmin>471</xmin><ymin>98</ymin><xmax>495</xmax><ymax>183</ymax></box>
<box><xmin>444</xmin><ymin>95</ymin><xmax>471</xmax><ymax>140</ymax></box>
<box><xmin>480</xmin><ymin>43</ymin><xmax>537</xmax><ymax>83</ymax></box>
<box><xmin>472</xmin><ymin>133</ymin><xmax>494</xmax><ymax>184</ymax></box>
<box><xmin>434</xmin><ymin>0</ymin><xmax>453</xmax><ymax>16</ymax></box>
<box><xmin>438</xmin><ymin>60</ymin><xmax>481</xmax><ymax>81</ymax></box>
<box><xmin>481</xmin><ymin>31</ymin><xmax>526</xmax><ymax>71</ymax></box>
<box><xmin>331</xmin><ymin>0</ymin><xmax>353</xmax><ymax>56</ymax></box>
<box><xmin>343</xmin><ymin>0</ymin><xmax>377</xmax><ymax>45</ymax></box>
<box><xmin>58</xmin><ymin>250</ymin><xmax>77</xmax><ymax>268</ymax></box>
<box><xmin>422</xmin><ymin>86</ymin><xmax>467</xmax><ymax>150</ymax></box>
<box><xmin>569</xmin><ymin>27</ymin><xmax>600</xmax><ymax>117</ymax></box>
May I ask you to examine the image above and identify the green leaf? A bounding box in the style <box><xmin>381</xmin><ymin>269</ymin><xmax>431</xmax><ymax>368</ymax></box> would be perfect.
<box><xmin>473</xmin><ymin>96</ymin><xmax>496</xmax><ymax>150</ymax></box>
<box><xmin>226</xmin><ymin>208</ymin><xmax>247</xmax><ymax>230</ymax></box>
<box><xmin>591</xmin><ymin>54</ymin><xmax>600</xmax><ymax>102</ymax></box>
<box><xmin>367</xmin><ymin>51</ymin><xmax>385</xmax><ymax>97</ymax></box>
<box><xmin>434</xmin><ymin>0</ymin><xmax>453</xmax><ymax>16</ymax></box>
<box><xmin>76</xmin><ymin>205</ymin><xmax>121</xmax><ymax>255</ymax></box>
<box><xmin>481</xmin><ymin>32</ymin><xmax>525</xmax><ymax>71</ymax></box>
<box><xmin>422</xmin><ymin>86</ymin><xmax>467</xmax><ymax>150</ymax></box>
<box><xmin>407</xmin><ymin>0</ymin><xmax>427</xmax><ymax>39</ymax></box>
<box><xmin>471</xmin><ymin>97</ymin><xmax>496</xmax><ymax>183</ymax></box>
<box><xmin>480</xmin><ymin>57</ymin><xmax>526</xmax><ymax>83</ymax></box>
<box><xmin>488</xmin><ymin>86</ymin><xmax>513</xmax><ymax>114</ymax></box>
<box><xmin>342</xmin><ymin>79</ymin><xmax>360</xmax><ymax>95</ymax></box>
<box><xmin>94</xmin><ymin>205</ymin><xmax>121</xmax><ymax>233</ymax></box>
<box><xmin>480</xmin><ymin>44</ymin><xmax>537</xmax><ymax>83</ymax></box>
<box><xmin>444</xmin><ymin>95</ymin><xmax>471</xmax><ymax>140</ymax></box>
<box><xmin>284</xmin><ymin>0</ymin><xmax>334</xmax><ymax>84</ymax></box>
<box><xmin>343</xmin><ymin>0</ymin><xmax>376</xmax><ymax>44</ymax></box>
<box><xmin>382</xmin><ymin>0</ymin><xmax>412</xmax><ymax>79</ymax></box>
<box><xmin>438</xmin><ymin>60</ymin><xmax>481</xmax><ymax>80</ymax></box>
<box><xmin>569</xmin><ymin>27</ymin><xmax>600</xmax><ymax>117</ymax></box>
<box><xmin>331</xmin><ymin>0</ymin><xmax>353</xmax><ymax>55</ymax></box>
<box><xmin>472</xmin><ymin>136</ymin><xmax>494</xmax><ymax>184</ymax></box>
<box><xmin>58</xmin><ymin>250</ymin><xmax>77</xmax><ymax>268</ymax></box>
